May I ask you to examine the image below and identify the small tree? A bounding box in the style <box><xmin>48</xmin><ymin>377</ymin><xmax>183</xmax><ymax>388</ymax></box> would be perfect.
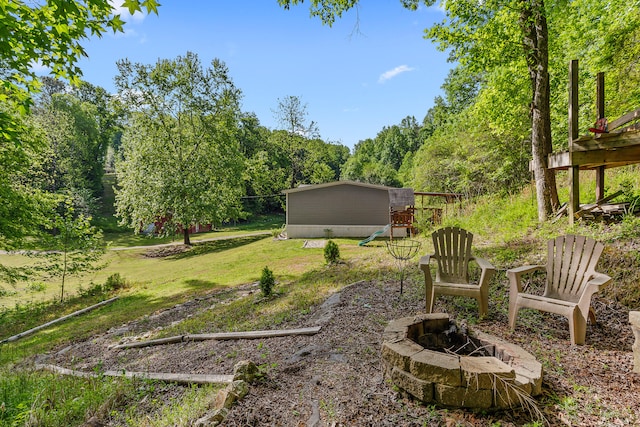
<box><xmin>259</xmin><ymin>266</ymin><xmax>275</xmax><ymax>297</ymax></box>
<box><xmin>35</xmin><ymin>197</ymin><xmax>105</xmax><ymax>301</ymax></box>
<box><xmin>324</xmin><ymin>240</ymin><xmax>340</xmax><ymax>264</ymax></box>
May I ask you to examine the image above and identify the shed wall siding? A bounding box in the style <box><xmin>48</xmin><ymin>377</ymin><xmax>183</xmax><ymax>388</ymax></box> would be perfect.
<box><xmin>287</xmin><ymin>185</ymin><xmax>389</xmax><ymax>225</ymax></box>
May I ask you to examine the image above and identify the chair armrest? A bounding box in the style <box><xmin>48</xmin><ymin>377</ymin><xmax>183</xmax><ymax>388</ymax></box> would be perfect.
<box><xmin>506</xmin><ymin>264</ymin><xmax>545</xmax><ymax>293</ymax></box>
<box><xmin>578</xmin><ymin>272</ymin><xmax>613</xmax><ymax>316</ymax></box>
<box><xmin>472</xmin><ymin>256</ymin><xmax>496</xmax><ymax>272</ymax></box>
<box><xmin>419</xmin><ymin>254</ymin><xmax>434</xmax><ymax>272</ymax></box>
<box><xmin>586</xmin><ymin>272</ymin><xmax>612</xmax><ymax>289</ymax></box>
<box><xmin>472</xmin><ymin>256</ymin><xmax>496</xmax><ymax>290</ymax></box>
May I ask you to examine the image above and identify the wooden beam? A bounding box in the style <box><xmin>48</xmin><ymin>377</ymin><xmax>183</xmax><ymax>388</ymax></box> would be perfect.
<box><xmin>595</xmin><ymin>72</ymin><xmax>606</xmax><ymax>200</ymax></box>
<box><xmin>569</xmin><ymin>60</ymin><xmax>579</xmax><ymax>149</ymax></box>
<box><xmin>568</xmin><ymin>60</ymin><xmax>580</xmax><ymax>223</ymax></box>
<box><xmin>569</xmin><ymin>166</ymin><xmax>580</xmax><ymax>224</ymax></box>
<box><xmin>0</xmin><ymin>297</ymin><xmax>119</xmax><ymax>345</ymax></box>
<box><xmin>570</xmin><ymin>131</ymin><xmax>640</xmax><ymax>151</ymax></box>
<box><xmin>596</xmin><ymin>167</ymin><xmax>605</xmax><ymax>200</ymax></box>
<box><xmin>574</xmin><ymin>190</ymin><xmax>623</xmax><ymax>219</ymax></box>
<box><xmin>572</xmin><ymin>144</ymin><xmax>640</xmax><ymax>165</ymax></box>
<box><xmin>609</xmin><ymin>107</ymin><xmax>640</xmax><ymax>131</ymax></box>
<box><xmin>548</xmin><ymin>151</ymin><xmax>571</xmax><ymax>169</ymax></box>
<box><xmin>112</xmin><ymin>326</ymin><xmax>322</xmax><ymax>350</ymax></box>
<box><xmin>37</xmin><ymin>364</ymin><xmax>234</xmax><ymax>385</ymax></box>
<box><xmin>187</xmin><ymin>326</ymin><xmax>322</xmax><ymax>342</ymax></box>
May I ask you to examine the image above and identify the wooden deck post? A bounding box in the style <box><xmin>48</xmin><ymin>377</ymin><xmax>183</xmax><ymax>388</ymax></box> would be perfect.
<box><xmin>595</xmin><ymin>72</ymin><xmax>606</xmax><ymax>201</ymax></box>
<box><xmin>568</xmin><ymin>60</ymin><xmax>580</xmax><ymax>224</ymax></box>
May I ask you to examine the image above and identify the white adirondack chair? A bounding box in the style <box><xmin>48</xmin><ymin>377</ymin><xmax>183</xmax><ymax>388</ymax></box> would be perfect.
<box><xmin>507</xmin><ymin>235</ymin><xmax>612</xmax><ymax>345</ymax></box>
<box><xmin>419</xmin><ymin>227</ymin><xmax>496</xmax><ymax>317</ymax></box>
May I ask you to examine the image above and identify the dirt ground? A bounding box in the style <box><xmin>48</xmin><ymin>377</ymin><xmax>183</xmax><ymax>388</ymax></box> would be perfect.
<box><xmin>41</xmin><ymin>269</ymin><xmax>640</xmax><ymax>427</ymax></box>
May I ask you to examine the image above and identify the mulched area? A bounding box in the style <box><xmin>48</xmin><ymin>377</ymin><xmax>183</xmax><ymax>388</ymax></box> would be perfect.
<box><xmin>41</xmin><ymin>272</ymin><xmax>639</xmax><ymax>426</ymax></box>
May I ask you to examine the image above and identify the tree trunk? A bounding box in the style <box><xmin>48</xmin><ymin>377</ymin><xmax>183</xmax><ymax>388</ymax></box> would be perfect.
<box><xmin>521</xmin><ymin>0</ymin><xmax>560</xmax><ymax>221</ymax></box>
<box><xmin>183</xmin><ymin>227</ymin><xmax>191</xmax><ymax>246</ymax></box>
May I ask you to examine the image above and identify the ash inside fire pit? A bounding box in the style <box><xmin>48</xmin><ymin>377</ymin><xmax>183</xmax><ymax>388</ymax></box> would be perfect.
<box><xmin>381</xmin><ymin>313</ymin><xmax>543</xmax><ymax>409</ymax></box>
<box><xmin>411</xmin><ymin>319</ymin><xmax>491</xmax><ymax>356</ymax></box>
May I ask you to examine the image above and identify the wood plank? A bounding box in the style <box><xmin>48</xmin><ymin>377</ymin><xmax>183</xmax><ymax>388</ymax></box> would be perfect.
<box><xmin>572</xmin><ymin>238</ymin><xmax>596</xmax><ymax>294</ymax></box>
<box><xmin>608</xmin><ymin>108</ymin><xmax>640</xmax><ymax>131</ymax></box>
<box><xmin>0</xmin><ymin>297</ymin><xmax>119</xmax><ymax>344</ymax></box>
<box><xmin>570</xmin><ymin>130</ymin><xmax>640</xmax><ymax>151</ymax></box>
<box><xmin>558</xmin><ymin>235</ymin><xmax>576</xmax><ymax>295</ymax></box>
<box><xmin>574</xmin><ymin>190</ymin><xmax>623</xmax><ymax>218</ymax></box>
<box><xmin>113</xmin><ymin>326</ymin><xmax>322</xmax><ymax>350</ymax></box>
<box><xmin>37</xmin><ymin>364</ymin><xmax>234</xmax><ymax>384</ymax></box>
<box><xmin>547</xmin><ymin>151</ymin><xmax>571</xmax><ymax>169</ymax></box>
<box><xmin>186</xmin><ymin>326</ymin><xmax>321</xmax><ymax>341</ymax></box>
<box><xmin>566</xmin><ymin>235</ymin><xmax>586</xmax><ymax>294</ymax></box>
<box><xmin>571</xmin><ymin>144</ymin><xmax>640</xmax><ymax>167</ymax></box>
<box><xmin>112</xmin><ymin>335</ymin><xmax>186</xmax><ymax>350</ymax></box>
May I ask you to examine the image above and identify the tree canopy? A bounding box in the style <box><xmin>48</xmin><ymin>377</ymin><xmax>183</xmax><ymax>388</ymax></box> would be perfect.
<box><xmin>114</xmin><ymin>52</ymin><xmax>246</xmax><ymax>245</ymax></box>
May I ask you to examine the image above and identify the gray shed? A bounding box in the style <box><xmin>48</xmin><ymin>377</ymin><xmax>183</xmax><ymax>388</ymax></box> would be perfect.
<box><xmin>282</xmin><ymin>181</ymin><xmax>397</xmax><ymax>238</ymax></box>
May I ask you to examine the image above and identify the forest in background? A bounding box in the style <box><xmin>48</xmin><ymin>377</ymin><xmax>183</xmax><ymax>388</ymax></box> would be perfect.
<box><xmin>2</xmin><ymin>0</ymin><xmax>640</xmax><ymax>251</ymax></box>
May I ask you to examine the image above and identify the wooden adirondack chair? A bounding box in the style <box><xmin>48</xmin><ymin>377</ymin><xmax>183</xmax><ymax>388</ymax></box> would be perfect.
<box><xmin>419</xmin><ymin>227</ymin><xmax>496</xmax><ymax>317</ymax></box>
<box><xmin>507</xmin><ymin>235</ymin><xmax>612</xmax><ymax>345</ymax></box>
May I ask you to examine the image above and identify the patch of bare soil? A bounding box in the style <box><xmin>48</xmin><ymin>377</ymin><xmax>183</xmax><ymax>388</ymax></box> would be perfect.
<box><xmin>43</xmin><ymin>277</ymin><xmax>639</xmax><ymax>426</ymax></box>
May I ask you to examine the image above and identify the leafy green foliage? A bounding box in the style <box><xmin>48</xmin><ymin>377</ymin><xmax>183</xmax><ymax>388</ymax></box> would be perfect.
<box><xmin>32</xmin><ymin>197</ymin><xmax>105</xmax><ymax>301</ymax></box>
<box><xmin>114</xmin><ymin>52</ymin><xmax>246</xmax><ymax>245</ymax></box>
<box><xmin>341</xmin><ymin>116</ymin><xmax>422</xmax><ymax>186</ymax></box>
<box><xmin>0</xmin><ymin>0</ymin><xmax>159</xmax><ymax>150</ymax></box>
<box><xmin>259</xmin><ymin>266</ymin><xmax>276</xmax><ymax>297</ymax></box>
<box><xmin>324</xmin><ymin>240</ymin><xmax>340</xmax><ymax>264</ymax></box>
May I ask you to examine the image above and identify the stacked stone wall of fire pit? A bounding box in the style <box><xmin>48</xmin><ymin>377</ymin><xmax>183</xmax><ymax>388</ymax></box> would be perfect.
<box><xmin>382</xmin><ymin>313</ymin><xmax>543</xmax><ymax>409</ymax></box>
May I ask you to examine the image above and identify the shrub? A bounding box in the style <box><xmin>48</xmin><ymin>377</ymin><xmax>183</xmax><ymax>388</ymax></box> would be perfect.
<box><xmin>324</xmin><ymin>240</ymin><xmax>340</xmax><ymax>264</ymax></box>
<box><xmin>104</xmin><ymin>273</ymin><xmax>128</xmax><ymax>291</ymax></box>
<box><xmin>259</xmin><ymin>266</ymin><xmax>275</xmax><ymax>297</ymax></box>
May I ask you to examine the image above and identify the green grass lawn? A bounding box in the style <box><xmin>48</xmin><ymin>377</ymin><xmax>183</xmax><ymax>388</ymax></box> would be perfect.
<box><xmin>2</xmin><ymin>169</ymin><xmax>640</xmax><ymax>426</ymax></box>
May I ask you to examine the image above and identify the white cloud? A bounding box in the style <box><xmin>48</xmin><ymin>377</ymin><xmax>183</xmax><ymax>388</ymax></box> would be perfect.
<box><xmin>378</xmin><ymin>65</ymin><xmax>415</xmax><ymax>83</ymax></box>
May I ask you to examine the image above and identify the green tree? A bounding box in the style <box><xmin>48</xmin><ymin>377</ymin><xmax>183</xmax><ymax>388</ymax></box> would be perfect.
<box><xmin>1</xmin><ymin>0</ymin><xmax>159</xmax><ymax>143</ymax></box>
<box><xmin>114</xmin><ymin>52</ymin><xmax>245</xmax><ymax>245</ymax></box>
<box><xmin>0</xmin><ymin>100</ymin><xmax>51</xmax><ymax>252</ymax></box>
<box><xmin>278</xmin><ymin>0</ymin><xmax>559</xmax><ymax>220</ymax></box>
<box><xmin>34</xmin><ymin>197</ymin><xmax>105</xmax><ymax>301</ymax></box>
<box><xmin>273</xmin><ymin>95</ymin><xmax>320</xmax><ymax>188</ymax></box>
<box><xmin>32</xmin><ymin>89</ymin><xmax>106</xmax><ymax>211</ymax></box>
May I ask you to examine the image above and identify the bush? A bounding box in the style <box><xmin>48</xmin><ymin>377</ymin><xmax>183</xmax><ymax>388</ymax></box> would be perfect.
<box><xmin>259</xmin><ymin>266</ymin><xmax>275</xmax><ymax>297</ymax></box>
<box><xmin>104</xmin><ymin>273</ymin><xmax>128</xmax><ymax>291</ymax></box>
<box><xmin>324</xmin><ymin>240</ymin><xmax>340</xmax><ymax>264</ymax></box>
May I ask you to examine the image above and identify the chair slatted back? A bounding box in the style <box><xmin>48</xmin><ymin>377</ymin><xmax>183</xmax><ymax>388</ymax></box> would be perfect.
<box><xmin>432</xmin><ymin>227</ymin><xmax>473</xmax><ymax>283</ymax></box>
<box><xmin>545</xmin><ymin>235</ymin><xmax>604</xmax><ymax>302</ymax></box>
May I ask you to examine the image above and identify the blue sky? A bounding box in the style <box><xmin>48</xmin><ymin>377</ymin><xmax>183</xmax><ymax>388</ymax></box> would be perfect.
<box><xmin>76</xmin><ymin>1</ymin><xmax>452</xmax><ymax>150</ymax></box>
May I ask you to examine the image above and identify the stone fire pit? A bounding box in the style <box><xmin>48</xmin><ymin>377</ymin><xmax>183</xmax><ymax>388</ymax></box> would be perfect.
<box><xmin>381</xmin><ymin>313</ymin><xmax>542</xmax><ymax>409</ymax></box>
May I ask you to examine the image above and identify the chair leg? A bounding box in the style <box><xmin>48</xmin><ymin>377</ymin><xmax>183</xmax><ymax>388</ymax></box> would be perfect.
<box><xmin>425</xmin><ymin>281</ymin><xmax>435</xmax><ymax>313</ymax></box>
<box><xmin>569</xmin><ymin>308</ymin><xmax>587</xmax><ymax>345</ymax></box>
<box><xmin>478</xmin><ymin>293</ymin><xmax>488</xmax><ymax>318</ymax></box>
<box><xmin>508</xmin><ymin>296</ymin><xmax>519</xmax><ymax>330</ymax></box>
<box><xmin>588</xmin><ymin>306</ymin><xmax>596</xmax><ymax>324</ymax></box>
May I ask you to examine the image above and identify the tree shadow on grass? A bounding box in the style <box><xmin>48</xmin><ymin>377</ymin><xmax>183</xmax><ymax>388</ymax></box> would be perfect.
<box><xmin>169</xmin><ymin>235</ymin><xmax>269</xmax><ymax>260</ymax></box>
<box><xmin>183</xmin><ymin>279</ymin><xmax>221</xmax><ymax>291</ymax></box>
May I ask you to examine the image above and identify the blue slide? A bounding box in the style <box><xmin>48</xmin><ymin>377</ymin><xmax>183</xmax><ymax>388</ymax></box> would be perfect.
<box><xmin>358</xmin><ymin>224</ymin><xmax>391</xmax><ymax>246</ymax></box>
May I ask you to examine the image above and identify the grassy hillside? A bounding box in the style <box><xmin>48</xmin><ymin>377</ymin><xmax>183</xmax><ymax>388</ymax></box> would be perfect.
<box><xmin>1</xmin><ymin>168</ymin><xmax>639</xmax><ymax>426</ymax></box>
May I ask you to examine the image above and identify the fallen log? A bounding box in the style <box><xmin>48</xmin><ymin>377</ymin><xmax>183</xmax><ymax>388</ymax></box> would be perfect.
<box><xmin>110</xmin><ymin>335</ymin><xmax>187</xmax><ymax>349</ymax></box>
<box><xmin>36</xmin><ymin>363</ymin><xmax>234</xmax><ymax>385</ymax></box>
<box><xmin>0</xmin><ymin>296</ymin><xmax>120</xmax><ymax>345</ymax></box>
<box><xmin>112</xmin><ymin>326</ymin><xmax>322</xmax><ymax>350</ymax></box>
<box><xmin>187</xmin><ymin>326</ymin><xmax>322</xmax><ymax>342</ymax></box>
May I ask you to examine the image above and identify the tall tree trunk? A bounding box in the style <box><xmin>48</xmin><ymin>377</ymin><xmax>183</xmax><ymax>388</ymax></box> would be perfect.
<box><xmin>183</xmin><ymin>227</ymin><xmax>191</xmax><ymax>246</ymax></box>
<box><xmin>521</xmin><ymin>0</ymin><xmax>560</xmax><ymax>221</ymax></box>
